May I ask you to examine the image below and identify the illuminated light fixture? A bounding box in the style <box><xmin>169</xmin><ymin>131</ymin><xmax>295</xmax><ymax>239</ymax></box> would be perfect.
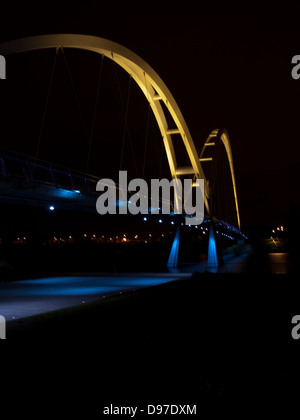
<box><xmin>49</xmin><ymin>205</ymin><xmax>55</xmax><ymax>211</ymax></box>
<box><xmin>159</xmin><ymin>219</ymin><xmax>162</xmax><ymax>223</ymax></box>
<box><xmin>74</xmin><ymin>190</ymin><xmax>80</xmax><ymax>194</ymax></box>
<box><xmin>171</xmin><ymin>221</ymin><xmax>174</xmax><ymax>225</ymax></box>
<box><xmin>143</xmin><ymin>217</ymin><xmax>147</xmax><ymax>221</ymax></box>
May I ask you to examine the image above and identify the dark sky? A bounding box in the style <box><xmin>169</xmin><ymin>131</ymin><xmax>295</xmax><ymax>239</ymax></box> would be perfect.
<box><xmin>0</xmin><ymin>1</ymin><xmax>300</xmax><ymax>229</ymax></box>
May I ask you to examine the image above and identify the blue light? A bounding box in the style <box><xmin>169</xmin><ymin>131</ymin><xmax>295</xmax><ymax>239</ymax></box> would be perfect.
<box><xmin>167</xmin><ymin>228</ymin><xmax>180</xmax><ymax>268</ymax></box>
<box><xmin>49</xmin><ymin>205</ymin><xmax>55</xmax><ymax>211</ymax></box>
<box><xmin>74</xmin><ymin>190</ymin><xmax>80</xmax><ymax>194</ymax></box>
<box><xmin>207</xmin><ymin>224</ymin><xmax>218</xmax><ymax>268</ymax></box>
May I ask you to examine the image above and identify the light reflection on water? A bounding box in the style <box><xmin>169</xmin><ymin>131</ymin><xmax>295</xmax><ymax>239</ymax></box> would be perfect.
<box><xmin>267</xmin><ymin>253</ymin><xmax>289</xmax><ymax>275</ymax></box>
<box><xmin>175</xmin><ymin>252</ymin><xmax>291</xmax><ymax>275</ymax></box>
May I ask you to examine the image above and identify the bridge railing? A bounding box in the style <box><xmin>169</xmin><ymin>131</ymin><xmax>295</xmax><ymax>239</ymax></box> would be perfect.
<box><xmin>0</xmin><ymin>148</ymin><xmax>99</xmax><ymax>194</ymax></box>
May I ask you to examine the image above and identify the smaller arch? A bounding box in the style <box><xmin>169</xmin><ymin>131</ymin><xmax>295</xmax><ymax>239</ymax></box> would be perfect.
<box><xmin>200</xmin><ymin>129</ymin><xmax>241</xmax><ymax>230</ymax></box>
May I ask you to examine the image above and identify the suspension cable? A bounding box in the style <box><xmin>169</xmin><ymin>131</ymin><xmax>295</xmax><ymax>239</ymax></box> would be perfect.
<box><xmin>112</xmin><ymin>64</ymin><xmax>138</xmax><ymax>177</ymax></box>
<box><xmin>85</xmin><ymin>54</ymin><xmax>104</xmax><ymax>174</ymax></box>
<box><xmin>142</xmin><ymin>71</ymin><xmax>151</xmax><ymax>179</ymax></box>
<box><xmin>142</xmin><ymin>102</ymin><xmax>151</xmax><ymax>179</ymax></box>
<box><xmin>35</xmin><ymin>47</ymin><xmax>58</xmax><ymax>160</ymax></box>
<box><xmin>61</xmin><ymin>47</ymin><xmax>90</xmax><ymax>147</ymax></box>
<box><xmin>119</xmin><ymin>74</ymin><xmax>131</xmax><ymax>171</ymax></box>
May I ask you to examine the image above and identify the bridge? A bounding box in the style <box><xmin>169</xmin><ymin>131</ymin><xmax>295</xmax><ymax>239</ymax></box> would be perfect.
<box><xmin>0</xmin><ymin>34</ymin><xmax>246</xmax><ymax>273</ymax></box>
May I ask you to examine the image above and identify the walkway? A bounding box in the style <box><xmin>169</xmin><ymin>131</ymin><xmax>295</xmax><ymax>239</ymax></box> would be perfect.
<box><xmin>0</xmin><ymin>273</ymin><xmax>189</xmax><ymax>321</ymax></box>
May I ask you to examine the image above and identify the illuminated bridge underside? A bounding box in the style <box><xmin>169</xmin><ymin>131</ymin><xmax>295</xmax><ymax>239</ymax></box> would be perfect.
<box><xmin>0</xmin><ymin>34</ymin><xmax>240</xmax><ymax>230</ymax></box>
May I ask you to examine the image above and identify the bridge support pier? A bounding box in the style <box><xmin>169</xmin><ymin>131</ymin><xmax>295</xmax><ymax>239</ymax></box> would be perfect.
<box><xmin>207</xmin><ymin>222</ymin><xmax>219</xmax><ymax>269</ymax></box>
<box><xmin>167</xmin><ymin>227</ymin><xmax>180</xmax><ymax>269</ymax></box>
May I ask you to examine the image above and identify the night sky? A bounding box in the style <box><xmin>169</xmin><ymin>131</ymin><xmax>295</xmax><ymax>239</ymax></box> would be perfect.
<box><xmin>0</xmin><ymin>1</ymin><xmax>300</xmax><ymax>229</ymax></box>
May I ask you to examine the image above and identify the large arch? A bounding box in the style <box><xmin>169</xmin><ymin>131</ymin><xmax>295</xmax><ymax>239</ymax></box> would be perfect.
<box><xmin>0</xmin><ymin>34</ymin><xmax>240</xmax><ymax>227</ymax></box>
<box><xmin>0</xmin><ymin>34</ymin><xmax>211</xmax><ymax>211</ymax></box>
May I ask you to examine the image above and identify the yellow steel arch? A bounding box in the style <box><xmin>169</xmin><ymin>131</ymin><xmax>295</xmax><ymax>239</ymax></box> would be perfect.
<box><xmin>200</xmin><ymin>129</ymin><xmax>241</xmax><ymax>230</ymax></box>
<box><xmin>0</xmin><ymin>34</ymin><xmax>210</xmax><ymax>212</ymax></box>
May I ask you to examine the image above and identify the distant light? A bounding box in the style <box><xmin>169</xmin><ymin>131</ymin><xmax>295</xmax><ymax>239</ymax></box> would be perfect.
<box><xmin>49</xmin><ymin>205</ymin><xmax>55</xmax><ymax>211</ymax></box>
<box><xmin>159</xmin><ymin>219</ymin><xmax>162</xmax><ymax>223</ymax></box>
<box><xmin>74</xmin><ymin>190</ymin><xmax>80</xmax><ymax>194</ymax></box>
<box><xmin>171</xmin><ymin>221</ymin><xmax>174</xmax><ymax>225</ymax></box>
<box><xmin>143</xmin><ymin>217</ymin><xmax>147</xmax><ymax>221</ymax></box>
